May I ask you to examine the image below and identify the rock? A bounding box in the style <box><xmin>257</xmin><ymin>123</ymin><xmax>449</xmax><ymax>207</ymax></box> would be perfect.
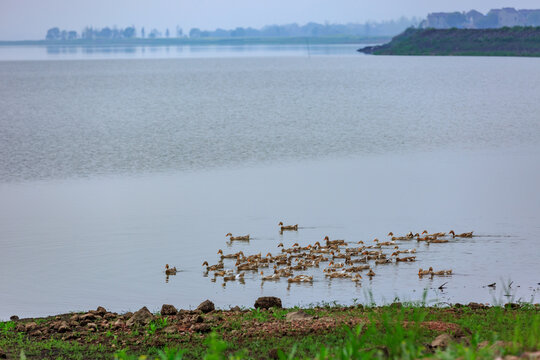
<box><xmin>96</xmin><ymin>306</ymin><xmax>107</xmax><ymax>315</ymax></box>
<box><xmin>286</xmin><ymin>311</ymin><xmax>314</xmax><ymax>321</ymax></box>
<box><xmin>104</xmin><ymin>313</ymin><xmax>116</xmax><ymax>320</ymax></box>
<box><xmin>161</xmin><ymin>304</ymin><xmax>178</xmax><ymax>316</ymax></box>
<box><xmin>10</xmin><ymin>315</ymin><xmax>19</xmax><ymax>321</ymax></box>
<box><xmin>197</xmin><ymin>300</ymin><xmax>215</xmax><ymax>314</ymax></box>
<box><xmin>431</xmin><ymin>334</ymin><xmax>453</xmax><ymax>349</ymax></box>
<box><xmin>190</xmin><ymin>323</ymin><xmax>211</xmax><ymax>333</ymax></box>
<box><xmin>194</xmin><ymin>315</ymin><xmax>204</xmax><ymax>323</ymax></box>
<box><xmin>478</xmin><ymin>340</ymin><xmax>490</xmax><ymax>349</ymax></box>
<box><xmin>29</xmin><ymin>330</ymin><xmax>42</xmax><ymax>337</ymax></box>
<box><xmin>15</xmin><ymin>324</ymin><xmax>25</xmax><ymax>332</ymax></box>
<box><xmin>112</xmin><ymin>320</ymin><xmax>124</xmax><ymax>329</ymax></box>
<box><xmin>87</xmin><ymin>323</ymin><xmax>97</xmax><ymax>332</ymax></box>
<box><xmin>163</xmin><ymin>325</ymin><xmax>177</xmax><ymax>334</ymax></box>
<box><xmin>80</xmin><ymin>313</ymin><xmax>96</xmax><ymax>322</ymax></box>
<box><xmin>521</xmin><ymin>351</ymin><xmax>540</xmax><ymax>359</ymax></box>
<box><xmin>254</xmin><ymin>297</ymin><xmax>282</xmax><ymax>310</ymax></box>
<box><xmin>25</xmin><ymin>322</ymin><xmax>38</xmax><ymax>332</ymax></box>
<box><xmin>122</xmin><ymin>312</ymin><xmax>133</xmax><ymax>320</ymax></box>
<box><xmin>70</xmin><ymin>314</ymin><xmax>80</xmax><ymax>322</ymax></box>
<box><xmin>230</xmin><ymin>306</ymin><xmax>242</xmax><ymax>312</ymax></box>
<box><xmin>57</xmin><ymin>322</ymin><xmax>70</xmax><ymax>333</ymax></box>
<box><xmin>126</xmin><ymin>307</ymin><xmax>154</xmax><ymax>327</ymax></box>
<box><xmin>468</xmin><ymin>302</ymin><xmax>486</xmax><ymax>310</ymax></box>
<box><xmin>268</xmin><ymin>348</ymin><xmax>279</xmax><ymax>359</ymax></box>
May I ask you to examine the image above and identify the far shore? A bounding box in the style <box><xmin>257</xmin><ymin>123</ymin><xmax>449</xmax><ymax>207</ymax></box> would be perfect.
<box><xmin>0</xmin><ymin>36</ymin><xmax>389</xmax><ymax>47</ymax></box>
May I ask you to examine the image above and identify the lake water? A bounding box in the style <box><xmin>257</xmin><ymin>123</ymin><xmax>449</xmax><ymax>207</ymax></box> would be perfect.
<box><xmin>0</xmin><ymin>46</ymin><xmax>539</xmax><ymax>320</ymax></box>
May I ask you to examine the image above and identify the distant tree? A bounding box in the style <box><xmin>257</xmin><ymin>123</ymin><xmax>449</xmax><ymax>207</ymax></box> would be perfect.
<box><xmin>123</xmin><ymin>27</ymin><xmax>136</xmax><ymax>38</ymax></box>
<box><xmin>165</xmin><ymin>28</ymin><xmax>170</xmax><ymax>38</ymax></box>
<box><xmin>46</xmin><ymin>27</ymin><xmax>60</xmax><ymax>40</ymax></box>
<box><xmin>67</xmin><ymin>31</ymin><xmax>77</xmax><ymax>40</ymax></box>
<box><xmin>176</xmin><ymin>26</ymin><xmax>183</xmax><ymax>37</ymax></box>
<box><xmin>231</xmin><ymin>27</ymin><xmax>245</xmax><ymax>37</ymax></box>
<box><xmin>97</xmin><ymin>27</ymin><xmax>112</xmax><ymax>39</ymax></box>
<box><xmin>189</xmin><ymin>28</ymin><xmax>201</xmax><ymax>38</ymax></box>
<box><xmin>141</xmin><ymin>27</ymin><xmax>145</xmax><ymax>38</ymax></box>
<box><xmin>148</xmin><ymin>28</ymin><xmax>161</xmax><ymax>38</ymax></box>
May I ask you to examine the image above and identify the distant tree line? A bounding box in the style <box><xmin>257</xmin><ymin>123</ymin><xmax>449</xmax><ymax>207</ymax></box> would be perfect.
<box><xmin>45</xmin><ymin>18</ymin><xmax>419</xmax><ymax>41</ymax></box>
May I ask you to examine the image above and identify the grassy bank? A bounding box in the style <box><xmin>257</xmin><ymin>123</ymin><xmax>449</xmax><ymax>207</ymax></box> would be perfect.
<box><xmin>358</xmin><ymin>26</ymin><xmax>540</xmax><ymax>56</ymax></box>
<box><xmin>1</xmin><ymin>302</ymin><xmax>538</xmax><ymax>359</ymax></box>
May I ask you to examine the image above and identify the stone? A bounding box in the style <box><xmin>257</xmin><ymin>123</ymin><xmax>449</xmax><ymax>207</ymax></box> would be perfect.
<box><xmin>122</xmin><ymin>312</ymin><xmax>133</xmax><ymax>320</ymax></box>
<box><xmin>126</xmin><ymin>306</ymin><xmax>154</xmax><ymax>327</ymax></box>
<box><xmin>10</xmin><ymin>315</ymin><xmax>19</xmax><ymax>321</ymax></box>
<box><xmin>29</xmin><ymin>330</ymin><xmax>42</xmax><ymax>337</ymax></box>
<box><xmin>15</xmin><ymin>324</ymin><xmax>25</xmax><ymax>332</ymax></box>
<box><xmin>230</xmin><ymin>306</ymin><xmax>242</xmax><ymax>312</ymax></box>
<box><xmin>112</xmin><ymin>320</ymin><xmax>124</xmax><ymax>329</ymax></box>
<box><xmin>57</xmin><ymin>321</ymin><xmax>70</xmax><ymax>333</ymax></box>
<box><xmin>96</xmin><ymin>306</ymin><xmax>107</xmax><ymax>315</ymax></box>
<box><xmin>87</xmin><ymin>323</ymin><xmax>97</xmax><ymax>332</ymax></box>
<box><xmin>254</xmin><ymin>297</ymin><xmax>282</xmax><ymax>310</ymax></box>
<box><xmin>197</xmin><ymin>300</ymin><xmax>215</xmax><ymax>314</ymax></box>
<box><xmin>161</xmin><ymin>304</ymin><xmax>178</xmax><ymax>316</ymax></box>
<box><xmin>25</xmin><ymin>322</ymin><xmax>37</xmax><ymax>332</ymax></box>
<box><xmin>468</xmin><ymin>302</ymin><xmax>486</xmax><ymax>310</ymax></box>
<box><xmin>431</xmin><ymin>334</ymin><xmax>453</xmax><ymax>349</ymax></box>
<box><xmin>268</xmin><ymin>348</ymin><xmax>279</xmax><ymax>359</ymax></box>
<box><xmin>521</xmin><ymin>351</ymin><xmax>540</xmax><ymax>359</ymax></box>
<box><xmin>190</xmin><ymin>323</ymin><xmax>211</xmax><ymax>333</ymax></box>
<box><xmin>163</xmin><ymin>326</ymin><xmax>177</xmax><ymax>334</ymax></box>
<box><xmin>104</xmin><ymin>313</ymin><xmax>116</xmax><ymax>320</ymax></box>
<box><xmin>80</xmin><ymin>313</ymin><xmax>96</xmax><ymax>322</ymax></box>
<box><xmin>194</xmin><ymin>315</ymin><xmax>204</xmax><ymax>323</ymax></box>
<box><xmin>286</xmin><ymin>311</ymin><xmax>314</xmax><ymax>321</ymax></box>
<box><xmin>70</xmin><ymin>314</ymin><xmax>80</xmax><ymax>322</ymax></box>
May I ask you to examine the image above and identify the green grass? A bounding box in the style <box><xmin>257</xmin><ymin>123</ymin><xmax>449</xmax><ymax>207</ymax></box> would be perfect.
<box><xmin>361</xmin><ymin>26</ymin><xmax>540</xmax><ymax>56</ymax></box>
<box><xmin>2</xmin><ymin>305</ymin><xmax>538</xmax><ymax>359</ymax></box>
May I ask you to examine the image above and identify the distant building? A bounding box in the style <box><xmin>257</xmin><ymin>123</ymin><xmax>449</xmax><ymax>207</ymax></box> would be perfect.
<box><xmin>420</xmin><ymin>8</ymin><xmax>540</xmax><ymax>29</ymax></box>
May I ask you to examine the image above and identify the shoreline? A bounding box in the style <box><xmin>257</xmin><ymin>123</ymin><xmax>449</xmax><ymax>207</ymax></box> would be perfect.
<box><xmin>1</xmin><ymin>298</ymin><xmax>538</xmax><ymax>359</ymax></box>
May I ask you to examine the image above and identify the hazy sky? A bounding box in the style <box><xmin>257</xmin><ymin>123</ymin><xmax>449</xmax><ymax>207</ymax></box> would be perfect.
<box><xmin>1</xmin><ymin>0</ymin><xmax>539</xmax><ymax>40</ymax></box>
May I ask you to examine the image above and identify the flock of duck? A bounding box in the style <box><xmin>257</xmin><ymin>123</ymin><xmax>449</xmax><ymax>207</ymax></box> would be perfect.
<box><xmin>165</xmin><ymin>224</ymin><xmax>474</xmax><ymax>285</ymax></box>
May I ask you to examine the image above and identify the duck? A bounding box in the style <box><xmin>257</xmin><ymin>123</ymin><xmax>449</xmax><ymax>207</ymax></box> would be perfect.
<box><xmin>226</xmin><ymin>233</ymin><xmax>250</xmax><ymax>241</ymax></box>
<box><xmin>395</xmin><ymin>256</ymin><xmax>416</xmax><ymax>262</ymax></box>
<box><xmin>279</xmin><ymin>222</ymin><xmax>298</xmax><ymax>231</ymax></box>
<box><xmin>431</xmin><ymin>269</ymin><xmax>453</xmax><ymax>276</ymax></box>
<box><xmin>427</xmin><ymin>239</ymin><xmax>449</xmax><ymax>244</ymax></box>
<box><xmin>224</xmin><ymin>272</ymin><xmax>245</xmax><ymax>282</ymax></box>
<box><xmin>260</xmin><ymin>271</ymin><xmax>280</xmax><ymax>281</ymax></box>
<box><xmin>165</xmin><ymin>264</ymin><xmax>177</xmax><ymax>275</ymax></box>
<box><xmin>449</xmin><ymin>230</ymin><xmax>473</xmax><ymax>238</ymax></box>
<box><xmin>217</xmin><ymin>249</ymin><xmax>244</xmax><ymax>259</ymax></box>
<box><xmin>324</xmin><ymin>236</ymin><xmax>347</xmax><ymax>246</ymax></box>
<box><xmin>288</xmin><ymin>275</ymin><xmax>313</xmax><ymax>283</ymax></box>
<box><xmin>367</xmin><ymin>269</ymin><xmax>376</xmax><ymax>277</ymax></box>
<box><xmin>418</xmin><ymin>267</ymin><xmax>432</xmax><ymax>276</ymax></box>
<box><xmin>346</xmin><ymin>265</ymin><xmax>370</xmax><ymax>272</ymax></box>
<box><xmin>351</xmin><ymin>274</ymin><xmax>363</xmax><ymax>282</ymax></box>
<box><xmin>202</xmin><ymin>261</ymin><xmax>224</xmax><ymax>272</ymax></box>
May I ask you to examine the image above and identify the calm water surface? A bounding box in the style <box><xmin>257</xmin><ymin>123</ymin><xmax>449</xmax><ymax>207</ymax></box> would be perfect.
<box><xmin>0</xmin><ymin>49</ymin><xmax>539</xmax><ymax>319</ymax></box>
